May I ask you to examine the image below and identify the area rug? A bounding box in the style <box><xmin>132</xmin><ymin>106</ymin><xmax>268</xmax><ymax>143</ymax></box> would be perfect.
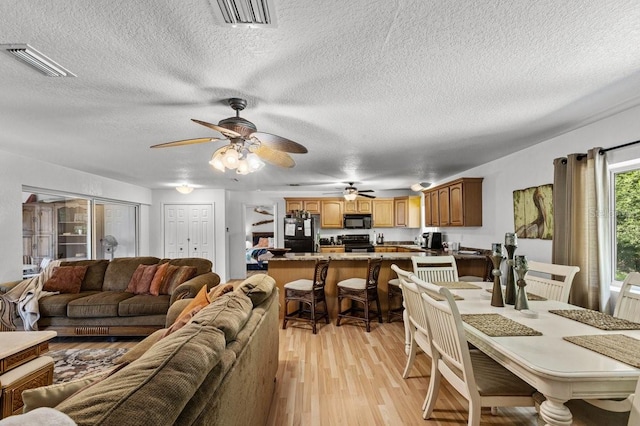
<box><xmin>49</xmin><ymin>348</ymin><xmax>128</xmax><ymax>384</ymax></box>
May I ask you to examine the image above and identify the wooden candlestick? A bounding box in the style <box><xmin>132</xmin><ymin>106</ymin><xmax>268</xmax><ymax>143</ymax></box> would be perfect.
<box><xmin>490</xmin><ymin>253</ymin><xmax>504</xmax><ymax>307</ymax></box>
<box><xmin>504</xmin><ymin>244</ymin><xmax>517</xmax><ymax>305</ymax></box>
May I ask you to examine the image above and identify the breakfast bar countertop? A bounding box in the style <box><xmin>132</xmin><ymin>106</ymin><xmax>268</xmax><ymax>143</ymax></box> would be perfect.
<box><xmin>265</xmin><ymin>250</ymin><xmax>489</xmax><ymax>261</ymax></box>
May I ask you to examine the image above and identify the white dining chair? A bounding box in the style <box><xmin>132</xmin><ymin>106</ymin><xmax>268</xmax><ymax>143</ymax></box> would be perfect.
<box><xmin>524</xmin><ymin>261</ymin><xmax>580</xmax><ymax>303</ymax></box>
<box><xmin>411</xmin><ymin>255</ymin><xmax>459</xmax><ymax>283</ymax></box>
<box><xmin>613</xmin><ymin>272</ymin><xmax>640</xmax><ymax>322</ymax></box>
<box><xmin>416</xmin><ymin>276</ymin><xmax>535</xmax><ymax>425</ymax></box>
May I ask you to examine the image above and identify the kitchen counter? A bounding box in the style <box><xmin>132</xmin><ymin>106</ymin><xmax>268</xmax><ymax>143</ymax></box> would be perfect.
<box><xmin>267</xmin><ymin>249</ymin><xmax>492</xmax><ymax>320</ymax></box>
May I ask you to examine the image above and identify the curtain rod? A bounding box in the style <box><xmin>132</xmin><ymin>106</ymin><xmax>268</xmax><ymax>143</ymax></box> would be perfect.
<box><xmin>600</xmin><ymin>139</ymin><xmax>640</xmax><ymax>154</ymax></box>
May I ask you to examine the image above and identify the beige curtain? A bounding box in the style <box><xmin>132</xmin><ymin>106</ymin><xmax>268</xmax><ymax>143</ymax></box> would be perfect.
<box><xmin>552</xmin><ymin>147</ymin><xmax>611</xmax><ymax>312</ymax></box>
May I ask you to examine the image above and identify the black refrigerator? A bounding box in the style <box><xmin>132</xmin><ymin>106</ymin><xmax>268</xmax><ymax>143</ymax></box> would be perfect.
<box><xmin>284</xmin><ymin>216</ymin><xmax>317</xmax><ymax>253</ymax></box>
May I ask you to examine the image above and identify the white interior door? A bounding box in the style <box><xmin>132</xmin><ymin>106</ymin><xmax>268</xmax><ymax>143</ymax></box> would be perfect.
<box><xmin>164</xmin><ymin>204</ymin><xmax>214</xmax><ymax>264</ymax></box>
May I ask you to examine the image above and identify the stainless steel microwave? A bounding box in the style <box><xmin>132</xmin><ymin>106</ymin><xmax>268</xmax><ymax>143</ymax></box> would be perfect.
<box><xmin>343</xmin><ymin>214</ymin><xmax>372</xmax><ymax>229</ymax></box>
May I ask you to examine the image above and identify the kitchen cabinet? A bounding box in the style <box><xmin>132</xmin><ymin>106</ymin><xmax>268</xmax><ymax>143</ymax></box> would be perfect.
<box><xmin>319</xmin><ymin>246</ymin><xmax>345</xmax><ymax>253</ymax></box>
<box><xmin>320</xmin><ymin>199</ymin><xmax>344</xmax><ymax>228</ymax></box>
<box><xmin>285</xmin><ymin>198</ymin><xmax>321</xmax><ymax>214</ymax></box>
<box><xmin>374</xmin><ymin>246</ymin><xmax>396</xmax><ymax>253</ymax></box>
<box><xmin>344</xmin><ymin>199</ymin><xmax>372</xmax><ymax>214</ymax></box>
<box><xmin>372</xmin><ymin>199</ymin><xmax>394</xmax><ymax>228</ymax></box>
<box><xmin>394</xmin><ymin>196</ymin><xmax>421</xmax><ymax>228</ymax></box>
<box><xmin>422</xmin><ymin>178</ymin><xmax>483</xmax><ymax>227</ymax></box>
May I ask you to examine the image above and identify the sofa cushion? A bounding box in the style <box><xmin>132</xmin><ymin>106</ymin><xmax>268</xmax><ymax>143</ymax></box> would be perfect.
<box><xmin>118</xmin><ymin>294</ymin><xmax>170</xmax><ymax>317</ymax></box>
<box><xmin>56</xmin><ymin>319</ymin><xmax>227</xmax><ymax>425</ymax></box>
<box><xmin>236</xmin><ymin>273</ymin><xmax>275</xmax><ymax>306</ymax></box>
<box><xmin>165</xmin><ymin>266</ymin><xmax>197</xmax><ymax>294</ymax></box>
<box><xmin>125</xmin><ymin>264</ymin><xmax>158</xmax><ymax>295</ymax></box>
<box><xmin>191</xmin><ymin>292</ymin><xmax>253</xmax><ymax>343</ymax></box>
<box><xmin>39</xmin><ymin>292</ymin><xmax>100</xmax><ymax>317</ymax></box>
<box><xmin>114</xmin><ymin>328</ymin><xmax>166</xmax><ymax>365</ymax></box>
<box><xmin>60</xmin><ymin>260</ymin><xmax>109</xmax><ymax>292</ymax></box>
<box><xmin>43</xmin><ymin>266</ymin><xmax>88</xmax><ymax>294</ymax></box>
<box><xmin>67</xmin><ymin>291</ymin><xmax>134</xmax><ymax>318</ymax></box>
<box><xmin>164</xmin><ymin>257</ymin><xmax>212</xmax><ymax>276</ymax></box>
<box><xmin>148</xmin><ymin>262</ymin><xmax>170</xmax><ymax>296</ymax></box>
<box><xmin>102</xmin><ymin>257</ymin><xmax>160</xmax><ymax>292</ymax></box>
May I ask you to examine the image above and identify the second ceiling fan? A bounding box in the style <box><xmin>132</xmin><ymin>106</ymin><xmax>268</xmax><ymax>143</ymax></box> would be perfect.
<box><xmin>341</xmin><ymin>182</ymin><xmax>376</xmax><ymax>200</ymax></box>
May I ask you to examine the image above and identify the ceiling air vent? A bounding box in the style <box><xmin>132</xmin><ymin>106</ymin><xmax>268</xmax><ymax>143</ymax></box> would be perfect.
<box><xmin>0</xmin><ymin>44</ymin><xmax>76</xmax><ymax>77</ymax></box>
<box><xmin>212</xmin><ymin>0</ymin><xmax>277</xmax><ymax>27</ymax></box>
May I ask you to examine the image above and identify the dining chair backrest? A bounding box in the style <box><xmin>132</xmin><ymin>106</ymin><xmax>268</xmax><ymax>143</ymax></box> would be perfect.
<box><xmin>524</xmin><ymin>261</ymin><xmax>580</xmax><ymax>303</ymax></box>
<box><xmin>411</xmin><ymin>255</ymin><xmax>459</xmax><ymax>283</ymax></box>
<box><xmin>414</xmin><ymin>275</ymin><xmax>477</xmax><ymax>401</ymax></box>
<box><xmin>613</xmin><ymin>272</ymin><xmax>640</xmax><ymax>322</ymax></box>
<box><xmin>391</xmin><ymin>264</ymin><xmax>431</xmax><ymax>354</ymax></box>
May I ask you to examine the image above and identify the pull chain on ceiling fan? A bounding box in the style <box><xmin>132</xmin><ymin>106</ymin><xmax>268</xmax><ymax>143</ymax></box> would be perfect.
<box><xmin>150</xmin><ymin>98</ymin><xmax>308</xmax><ymax>175</ymax></box>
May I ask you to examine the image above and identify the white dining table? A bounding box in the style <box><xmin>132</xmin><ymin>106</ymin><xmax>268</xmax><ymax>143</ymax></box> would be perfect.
<box><xmin>442</xmin><ymin>285</ymin><xmax>640</xmax><ymax>426</ymax></box>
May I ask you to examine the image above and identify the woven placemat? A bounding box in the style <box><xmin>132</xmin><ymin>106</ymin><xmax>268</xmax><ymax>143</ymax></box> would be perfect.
<box><xmin>425</xmin><ymin>290</ymin><xmax>463</xmax><ymax>301</ymax></box>
<box><xmin>485</xmin><ymin>289</ymin><xmax>547</xmax><ymax>301</ymax></box>
<box><xmin>564</xmin><ymin>334</ymin><xmax>640</xmax><ymax>368</ymax></box>
<box><xmin>461</xmin><ymin>313</ymin><xmax>542</xmax><ymax>337</ymax></box>
<box><xmin>435</xmin><ymin>281</ymin><xmax>482</xmax><ymax>290</ymax></box>
<box><xmin>549</xmin><ymin>309</ymin><xmax>640</xmax><ymax>330</ymax></box>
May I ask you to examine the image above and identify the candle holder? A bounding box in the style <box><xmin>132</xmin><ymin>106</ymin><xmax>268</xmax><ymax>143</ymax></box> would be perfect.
<box><xmin>504</xmin><ymin>233</ymin><xmax>518</xmax><ymax>305</ymax></box>
<box><xmin>514</xmin><ymin>255</ymin><xmax>529</xmax><ymax>311</ymax></box>
<box><xmin>490</xmin><ymin>243</ymin><xmax>504</xmax><ymax>307</ymax></box>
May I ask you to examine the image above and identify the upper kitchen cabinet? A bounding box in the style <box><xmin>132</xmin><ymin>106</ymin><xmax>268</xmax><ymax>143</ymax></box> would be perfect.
<box><xmin>320</xmin><ymin>199</ymin><xmax>344</xmax><ymax>228</ymax></box>
<box><xmin>394</xmin><ymin>196</ymin><xmax>421</xmax><ymax>228</ymax></box>
<box><xmin>423</xmin><ymin>178</ymin><xmax>483</xmax><ymax>227</ymax></box>
<box><xmin>372</xmin><ymin>198</ymin><xmax>394</xmax><ymax>228</ymax></box>
<box><xmin>285</xmin><ymin>198</ymin><xmax>321</xmax><ymax>214</ymax></box>
<box><xmin>344</xmin><ymin>199</ymin><xmax>372</xmax><ymax>214</ymax></box>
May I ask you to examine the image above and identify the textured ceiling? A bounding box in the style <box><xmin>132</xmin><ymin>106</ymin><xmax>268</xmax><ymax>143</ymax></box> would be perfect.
<box><xmin>2</xmin><ymin>0</ymin><xmax>640</xmax><ymax>193</ymax></box>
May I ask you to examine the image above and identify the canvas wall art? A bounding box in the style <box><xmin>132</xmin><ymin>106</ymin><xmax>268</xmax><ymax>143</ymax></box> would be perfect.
<box><xmin>513</xmin><ymin>184</ymin><xmax>553</xmax><ymax>240</ymax></box>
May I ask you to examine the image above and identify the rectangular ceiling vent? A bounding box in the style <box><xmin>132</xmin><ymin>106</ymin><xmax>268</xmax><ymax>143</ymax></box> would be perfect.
<box><xmin>213</xmin><ymin>0</ymin><xmax>277</xmax><ymax>27</ymax></box>
<box><xmin>0</xmin><ymin>44</ymin><xmax>76</xmax><ymax>77</ymax></box>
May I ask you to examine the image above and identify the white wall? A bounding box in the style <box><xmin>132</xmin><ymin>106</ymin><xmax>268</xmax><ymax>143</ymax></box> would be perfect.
<box><xmin>0</xmin><ymin>150</ymin><xmax>151</xmax><ymax>282</ymax></box>
<box><xmin>429</xmin><ymin>104</ymin><xmax>640</xmax><ymax>262</ymax></box>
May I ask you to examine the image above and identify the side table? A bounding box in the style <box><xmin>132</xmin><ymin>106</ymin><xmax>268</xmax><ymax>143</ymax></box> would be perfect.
<box><xmin>0</xmin><ymin>331</ymin><xmax>57</xmax><ymax>418</ymax></box>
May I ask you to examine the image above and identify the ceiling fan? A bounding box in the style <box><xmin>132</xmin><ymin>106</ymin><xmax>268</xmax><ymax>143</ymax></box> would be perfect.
<box><xmin>329</xmin><ymin>182</ymin><xmax>376</xmax><ymax>200</ymax></box>
<box><xmin>150</xmin><ymin>98</ymin><xmax>308</xmax><ymax>174</ymax></box>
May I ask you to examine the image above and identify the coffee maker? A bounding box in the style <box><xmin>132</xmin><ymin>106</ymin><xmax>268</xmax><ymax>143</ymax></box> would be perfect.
<box><xmin>422</xmin><ymin>232</ymin><xmax>442</xmax><ymax>249</ymax></box>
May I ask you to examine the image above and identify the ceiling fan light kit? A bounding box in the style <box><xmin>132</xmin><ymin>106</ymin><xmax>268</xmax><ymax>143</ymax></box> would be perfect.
<box><xmin>152</xmin><ymin>98</ymin><xmax>306</xmax><ymax>176</ymax></box>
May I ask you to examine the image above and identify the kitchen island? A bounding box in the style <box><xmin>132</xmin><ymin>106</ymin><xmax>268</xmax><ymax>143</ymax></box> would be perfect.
<box><xmin>266</xmin><ymin>250</ymin><xmax>491</xmax><ymax>319</ymax></box>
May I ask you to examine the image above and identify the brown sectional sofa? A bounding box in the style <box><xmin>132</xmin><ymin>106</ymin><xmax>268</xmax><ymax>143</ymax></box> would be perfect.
<box><xmin>12</xmin><ymin>274</ymin><xmax>279</xmax><ymax>426</ymax></box>
<box><xmin>1</xmin><ymin>257</ymin><xmax>220</xmax><ymax>337</ymax></box>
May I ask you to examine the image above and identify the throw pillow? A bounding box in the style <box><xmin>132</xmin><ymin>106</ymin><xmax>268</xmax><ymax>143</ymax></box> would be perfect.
<box><xmin>163</xmin><ymin>285</ymin><xmax>211</xmax><ymax>336</ymax></box>
<box><xmin>148</xmin><ymin>262</ymin><xmax>170</xmax><ymax>296</ymax></box>
<box><xmin>42</xmin><ymin>266</ymin><xmax>88</xmax><ymax>294</ymax></box>
<box><xmin>164</xmin><ymin>265</ymin><xmax>197</xmax><ymax>294</ymax></box>
<box><xmin>208</xmin><ymin>283</ymin><xmax>234</xmax><ymax>301</ymax></box>
<box><xmin>235</xmin><ymin>273</ymin><xmax>275</xmax><ymax>306</ymax></box>
<box><xmin>125</xmin><ymin>264</ymin><xmax>158</xmax><ymax>295</ymax></box>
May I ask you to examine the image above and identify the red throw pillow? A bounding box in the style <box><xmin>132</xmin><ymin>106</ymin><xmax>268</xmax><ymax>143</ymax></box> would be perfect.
<box><xmin>126</xmin><ymin>264</ymin><xmax>159</xmax><ymax>295</ymax></box>
<box><xmin>149</xmin><ymin>262</ymin><xmax>170</xmax><ymax>296</ymax></box>
<box><xmin>43</xmin><ymin>266</ymin><xmax>88</xmax><ymax>294</ymax></box>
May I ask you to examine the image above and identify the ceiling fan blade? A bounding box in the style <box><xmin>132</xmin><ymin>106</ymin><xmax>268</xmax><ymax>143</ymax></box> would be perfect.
<box><xmin>251</xmin><ymin>132</ymin><xmax>308</xmax><ymax>153</ymax></box>
<box><xmin>253</xmin><ymin>145</ymin><xmax>296</xmax><ymax>168</ymax></box>
<box><xmin>191</xmin><ymin>119</ymin><xmax>242</xmax><ymax>138</ymax></box>
<box><xmin>359</xmin><ymin>193</ymin><xmax>376</xmax><ymax>199</ymax></box>
<box><xmin>358</xmin><ymin>189</ymin><xmax>375</xmax><ymax>193</ymax></box>
<box><xmin>150</xmin><ymin>137</ymin><xmax>223</xmax><ymax>148</ymax></box>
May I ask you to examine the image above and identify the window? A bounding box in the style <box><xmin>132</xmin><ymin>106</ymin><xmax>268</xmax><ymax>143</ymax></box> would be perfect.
<box><xmin>22</xmin><ymin>188</ymin><xmax>138</xmax><ymax>269</ymax></box>
<box><xmin>612</xmin><ymin>166</ymin><xmax>640</xmax><ymax>281</ymax></box>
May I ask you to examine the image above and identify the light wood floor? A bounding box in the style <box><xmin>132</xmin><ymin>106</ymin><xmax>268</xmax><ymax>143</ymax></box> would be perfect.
<box><xmin>266</xmin><ymin>320</ymin><xmax>540</xmax><ymax>426</ymax></box>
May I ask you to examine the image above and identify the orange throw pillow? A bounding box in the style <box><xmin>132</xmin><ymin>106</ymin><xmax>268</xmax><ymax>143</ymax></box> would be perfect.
<box><xmin>164</xmin><ymin>266</ymin><xmax>197</xmax><ymax>294</ymax></box>
<box><xmin>43</xmin><ymin>266</ymin><xmax>88</xmax><ymax>294</ymax></box>
<box><xmin>125</xmin><ymin>264</ymin><xmax>159</xmax><ymax>295</ymax></box>
<box><xmin>164</xmin><ymin>285</ymin><xmax>211</xmax><ymax>336</ymax></box>
<box><xmin>149</xmin><ymin>262</ymin><xmax>170</xmax><ymax>296</ymax></box>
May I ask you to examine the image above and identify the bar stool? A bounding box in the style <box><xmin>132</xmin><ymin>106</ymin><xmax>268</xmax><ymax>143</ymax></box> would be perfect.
<box><xmin>336</xmin><ymin>257</ymin><xmax>383</xmax><ymax>332</ymax></box>
<box><xmin>282</xmin><ymin>258</ymin><xmax>330</xmax><ymax>334</ymax></box>
<box><xmin>387</xmin><ymin>274</ymin><xmax>404</xmax><ymax>323</ymax></box>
